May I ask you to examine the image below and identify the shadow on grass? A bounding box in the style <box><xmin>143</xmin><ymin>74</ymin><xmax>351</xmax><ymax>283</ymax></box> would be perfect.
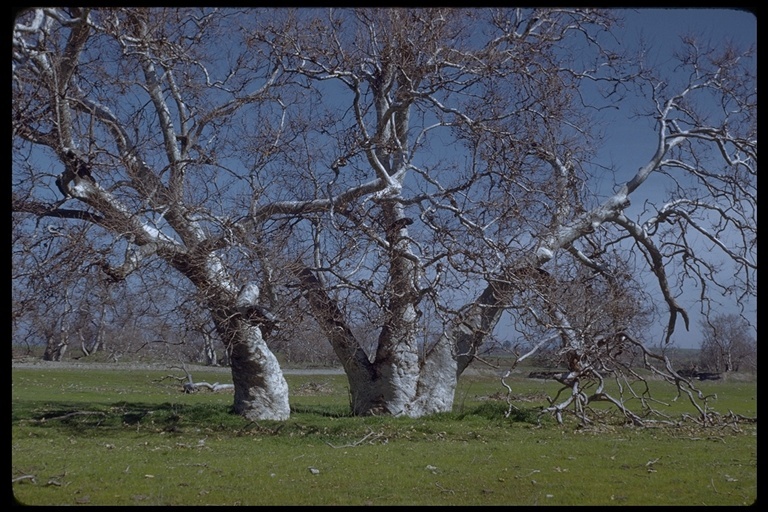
<box><xmin>292</xmin><ymin>401</ymin><xmax>543</xmax><ymax>425</ymax></box>
<box><xmin>16</xmin><ymin>400</ymin><xmax>251</xmax><ymax>434</ymax></box>
<box><xmin>16</xmin><ymin>398</ymin><xmax>542</xmax><ymax>439</ymax></box>
<box><xmin>456</xmin><ymin>401</ymin><xmax>542</xmax><ymax>424</ymax></box>
<box><xmin>290</xmin><ymin>404</ymin><xmax>354</xmax><ymax>417</ymax></box>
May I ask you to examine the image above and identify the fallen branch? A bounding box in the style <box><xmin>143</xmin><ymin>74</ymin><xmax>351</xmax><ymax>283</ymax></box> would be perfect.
<box><xmin>163</xmin><ymin>363</ymin><xmax>235</xmax><ymax>393</ymax></box>
<box><xmin>39</xmin><ymin>411</ymin><xmax>106</xmax><ymax>421</ymax></box>
<box><xmin>183</xmin><ymin>381</ymin><xmax>234</xmax><ymax>393</ymax></box>
<box><xmin>325</xmin><ymin>430</ymin><xmax>383</xmax><ymax>448</ymax></box>
<box><xmin>501</xmin><ymin>335</ymin><xmax>557</xmax><ymax>418</ymax></box>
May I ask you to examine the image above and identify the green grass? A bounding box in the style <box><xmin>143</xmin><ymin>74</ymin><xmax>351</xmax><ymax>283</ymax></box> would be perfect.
<box><xmin>12</xmin><ymin>367</ymin><xmax>756</xmax><ymax>506</ymax></box>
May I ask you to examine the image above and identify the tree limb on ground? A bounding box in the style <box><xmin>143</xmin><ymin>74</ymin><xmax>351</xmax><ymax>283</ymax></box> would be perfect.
<box><xmin>163</xmin><ymin>364</ymin><xmax>235</xmax><ymax>393</ymax></box>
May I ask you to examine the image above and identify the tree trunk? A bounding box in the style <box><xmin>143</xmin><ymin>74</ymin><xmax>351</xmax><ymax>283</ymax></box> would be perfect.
<box><xmin>295</xmin><ymin>265</ymin><xmax>459</xmax><ymax>417</ymax></box>
<box><xmin>407</xmin><ymin>336</ymin><xmax>460</xmax><ymax>415</ymax></box>
<box><xmin>347</xmin><ymin>274</ymin><xmax>512</xmax><ymax>417</ymax></box>
<box><xmin>44</xmin><ymin>321</ymin><xmax>70</xmax><ymax>362</ymax></box>
<box><xmin>213</xmin><ymin>313</ymin><xmax>290</xmax><ymax>421</ymax></box>
<box><xmin>201</xmin><ymin>330</ymin><xmax>218</xmax><ymax>366</ymax></box>
<box><xmin>94</xmin><ymin>303</ymin><xmax>107</xmax><ymax>353</ymax></box>
<box><xmin>43</xmin><ymin>336</ymin><xmax>68</xmax><ymax>362</ymax></box>
<box><xmin>343</xmin><ymin>334</ymin><xmax>459</xmax><ymax>417</ymax></box>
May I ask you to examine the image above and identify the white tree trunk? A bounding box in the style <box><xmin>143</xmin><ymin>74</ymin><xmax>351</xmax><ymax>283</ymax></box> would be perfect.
<box><xmin>344</xmin><ymin>336</ymin><xmax>458</xmax><ymax>417</ymax></box>
<box><xmin>219</xmin><ymin>318</ymin><xmax>290</xmax><ymax>421</ymax></box>
<box><xmin>405</xmin><ymin>337</ymin><xmax>458</xmax><ymax>416</ymax></box>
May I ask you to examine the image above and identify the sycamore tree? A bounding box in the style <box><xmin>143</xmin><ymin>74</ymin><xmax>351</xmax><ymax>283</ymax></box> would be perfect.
<box><xmin>13</xmin><ymin>8</ymin><xmax>756</xmax><ymax>423</ymax></box>
<box><xmin>12</xmin><ymin>7</ymin><xmax>381</xmax><ymax>421</ymax></box>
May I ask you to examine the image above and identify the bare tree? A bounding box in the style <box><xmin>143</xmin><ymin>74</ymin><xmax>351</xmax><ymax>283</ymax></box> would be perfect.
<box><xmin>272</xmin><ymin>8</ymin><xmax>756</xmax><ymax>419</ymax></box>
<box><xmin>699</xmin><ymin>314</ymin><xmax>756</xmax><ymax>373</ymax></box>
<box><xmin>13</xmin><ymin>8</ymin><xmax>756</xmax><ymax>423</ymax></box>
<box><xmin>12</xmin><ymin>211</ymin><xmax>100</xmax><ymax>360</ymax></box>
<box><xmin>11</xmin><ymin>7</ymin><xmax>391</xmax><ymax>420</ymax></box>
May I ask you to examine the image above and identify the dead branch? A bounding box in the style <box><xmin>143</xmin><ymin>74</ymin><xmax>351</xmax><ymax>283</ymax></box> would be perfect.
<box><xmin>501</xmin><ymin>334</ymin><xmax>559</xmax><ymax>417</ymax></box>
<box><xmin>165</xmin><ymin>363</ymin><xmax>234</xmax><ymax>393</ymax></box>
<box><xmin>39</xmin><ymin>411</ymin><xmax>106</xmax><ymax>421</ymax></box>
<box><xmin>325</xmin><ymin>429</ymin><xmax>383</xmax><ymax>448</ymax></box>
<box><xmin>184</xmin><ymin>381</ymin><xmax>235</xmax><ymax>393</ymax></box>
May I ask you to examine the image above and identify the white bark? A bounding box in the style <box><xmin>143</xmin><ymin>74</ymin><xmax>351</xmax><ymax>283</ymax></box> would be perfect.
<box><xmin>404</xmin><ymin>336</ymin><xmax>458</xmax><ymax>416</ymax></box>
<box><xmin>184</xmin><ymin>382</ymin><xmax>234</xmax><ymax>393</ymax></box>
<box><xmin>224</xmin><ymin>321</ymin><xmax>290</xmax><ymax>421</ymax></box>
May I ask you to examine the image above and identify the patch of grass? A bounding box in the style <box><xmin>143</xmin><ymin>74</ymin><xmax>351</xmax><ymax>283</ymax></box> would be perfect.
<box><xmin>12</xmin><ymin>367</ymin><xmax>756</xmax><ymax>506</ymax></box>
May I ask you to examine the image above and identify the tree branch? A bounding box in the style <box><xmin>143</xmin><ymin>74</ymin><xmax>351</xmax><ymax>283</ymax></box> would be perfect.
<box><xmin>614</xmin><ymin>214</ymin><xmax>689</xmax><ymax>343</ymax></box>
<box><xmin>291</xmin><ymin>265</ymin><xmax>374</xmax><ymax>378</ymax></box>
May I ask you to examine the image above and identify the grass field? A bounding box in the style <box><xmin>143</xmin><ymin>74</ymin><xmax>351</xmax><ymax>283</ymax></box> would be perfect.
<box><xmin>12</xmin><ymin>365</ymin><xmax>757</xmax><ymax>506</ymax></box>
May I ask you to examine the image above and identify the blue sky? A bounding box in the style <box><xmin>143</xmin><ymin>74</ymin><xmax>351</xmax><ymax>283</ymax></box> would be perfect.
<box><xmin>620</xmin><ymin>7</ymin><xmax>756</xmax><ymax>46</ymax></box>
